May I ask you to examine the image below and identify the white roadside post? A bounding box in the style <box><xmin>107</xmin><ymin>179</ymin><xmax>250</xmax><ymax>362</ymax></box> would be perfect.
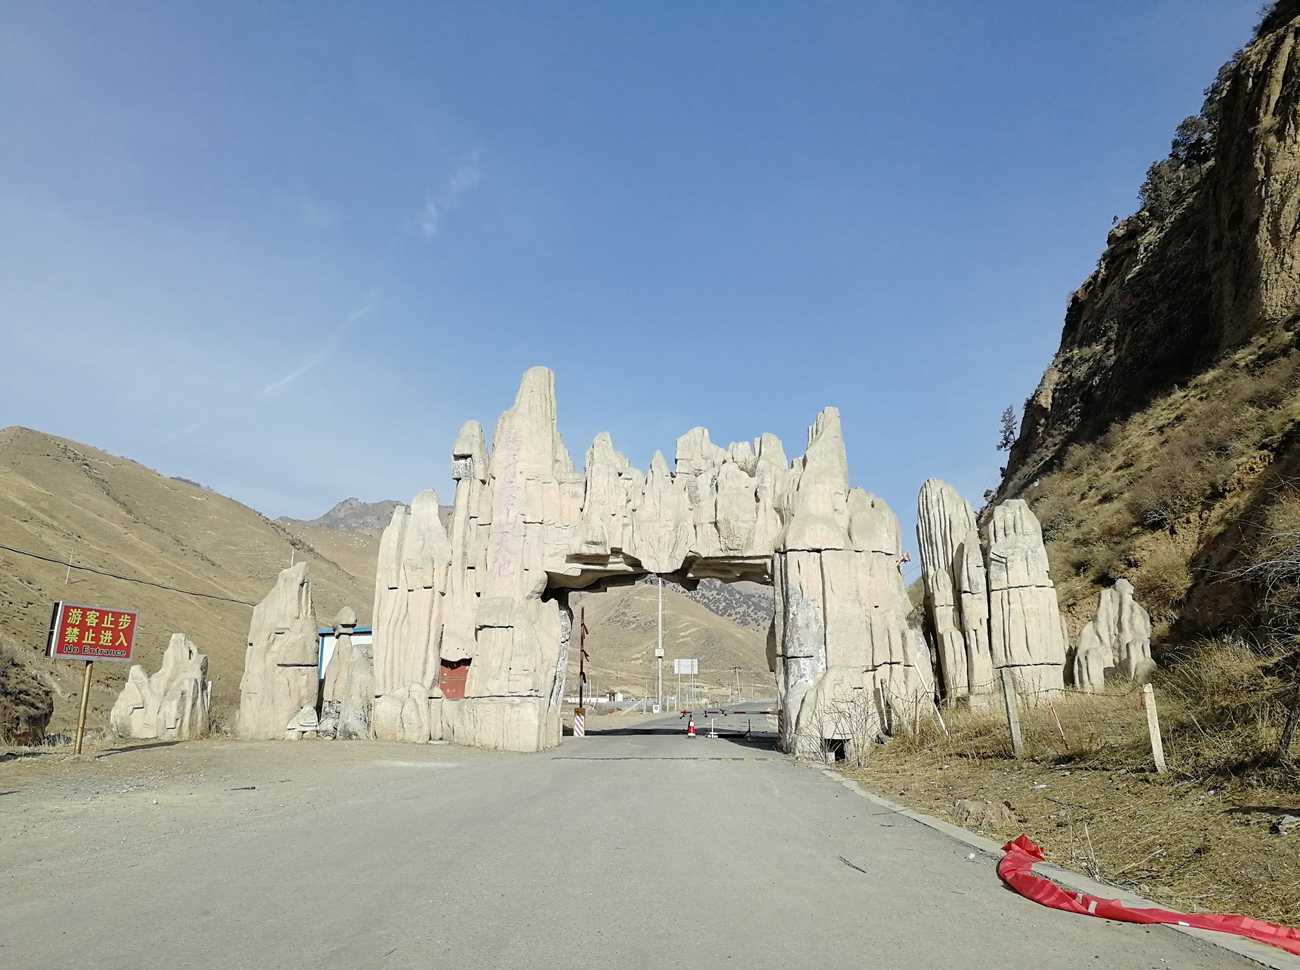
<box><xmin>1142</xmin><ymin>683</ymin><xmax>1167</xmax><ymax>774</ymax></box>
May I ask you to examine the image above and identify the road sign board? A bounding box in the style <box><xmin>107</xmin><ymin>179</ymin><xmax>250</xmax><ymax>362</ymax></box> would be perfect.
<box><xmin>673</xmin><ymin>658</ymin><xmax>698</xmax><ymax>676</ymax></box>
<box><xmin>46</xmin><ymin>601</ymin><xmax>138</xmax><ymax>663</ymax></box>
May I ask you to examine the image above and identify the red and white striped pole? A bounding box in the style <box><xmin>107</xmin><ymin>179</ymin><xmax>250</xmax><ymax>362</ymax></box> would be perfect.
<box><xmin>573</xmin><ymin>607</ymin><xmax>589</xmax><ymax>738</ymax></box>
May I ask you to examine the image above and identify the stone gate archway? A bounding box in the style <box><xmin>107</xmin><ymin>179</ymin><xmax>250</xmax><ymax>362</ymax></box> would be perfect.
<box><xmin>365</xmin><ymin>367</ymin><xmax>932</xmax><ymax>754</ymax></box>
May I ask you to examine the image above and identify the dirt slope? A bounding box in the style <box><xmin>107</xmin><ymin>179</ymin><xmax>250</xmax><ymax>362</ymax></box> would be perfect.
<box><xmin>568</xmin><ymin>582</ymin><xmax>770</xmax><ymax>701</ymax></box>
<box><xmin>0</xmin><ymin>427</ymin><xmax>373</xmax><ymax>730</ymax></box>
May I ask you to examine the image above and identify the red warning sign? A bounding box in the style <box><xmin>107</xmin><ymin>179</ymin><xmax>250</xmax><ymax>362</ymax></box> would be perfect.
<box><xmin>45</xmin><ymin>602</ymin><xmax>138</xmax><ymax>663</ymax></box>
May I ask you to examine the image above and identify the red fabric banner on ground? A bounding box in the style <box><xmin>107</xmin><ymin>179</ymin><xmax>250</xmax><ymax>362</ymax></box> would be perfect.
<box><xmin>998</xmin><ymin>834</ymin><xmax>1300</xmax><ymax>957</ymax></box>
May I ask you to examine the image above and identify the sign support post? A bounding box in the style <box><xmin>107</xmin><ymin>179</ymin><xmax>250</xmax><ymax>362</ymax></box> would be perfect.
<box><xmin>44</xmin><ymin>601</ymin><xmax>139</xmax><ymax>753</ymax></box>
<box><xmin>74</xmin><ymin>661</ymin><xmax>93</xmax><ymax>755</ymax></box>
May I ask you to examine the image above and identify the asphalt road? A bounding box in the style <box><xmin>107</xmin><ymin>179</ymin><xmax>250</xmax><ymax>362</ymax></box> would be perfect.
<box><xmin>0</xmin><ymin>705</ymin><xmax>1260</xmax><ymax>969</ymax></box>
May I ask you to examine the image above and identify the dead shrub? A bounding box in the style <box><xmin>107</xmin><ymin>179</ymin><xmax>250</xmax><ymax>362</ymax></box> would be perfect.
<box><xmin>1060</xmin><ymin>441</ymin><xmax>1100</xmax><ymax>478</ymax></box>
<box><xmin>1133</xmin><ymin>540</ymin><xmax>1192</xmax><ymax>616</ymax></box>
<box><xmin>1156</xmin><ymin>636</ymin><xmax>1291</xmax><ymax>778</ymax></box>
<box><xmin>1245</xmin><ymin>355</ymin><xmax>1300</xmax><ymax>410</ymax></box>
<box><xmin>208</xmin><ymin>701</ymin><xmax>237</xmax><ymax>736</ymax></box>
<box><xmin>1126</xmin><ymin>449</ymin><xmax>1208</xmax><ymax>528</ymax></box>
<box><xmin>1247</xmin><ymin>483</ymin><xmax>1300</xmax><ymax>639</ymax></box>
<box><xmin>1076</xmin><ymin>538</ymin><xmax>1132</xmax><ymax>582</ymax></box>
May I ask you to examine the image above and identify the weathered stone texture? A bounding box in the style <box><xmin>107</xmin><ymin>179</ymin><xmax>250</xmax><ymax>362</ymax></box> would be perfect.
<box><xmin>321</xmin><ymin>607</ymin><xmax>373</xmax><ymax>739</ymax></box>
<box><xmin>984</xmin><ymin>500</ymin><xmax>1067</xmax><ymax>695</ymax></box>
<box><xmin>773</xmin><ymin>412</ymin><xmax>928</xmax><ymax>755</ymax></box>
<box><xmin>110</xmin><ymin>633</ymin><xmax>210</xmax><ymax>741</ymax></box>
<box><xmin>916</xmin><ymin>479</ymin><xmax>980</xmax><ymax>701</ymax></box>
<box><xmin>1073</xmin><ymin>579</ymin><xmax>1155</xmax><ymax>691</ymax></box>
<box><xmin>372</xmin><ymin>489</ymin><xmax>451</xmax><ymax>697</ymax></box>
<box><xmin>954</xmin><ymin>527</ymin><xmax>994</xmax><ymax>696</ymax></box>
<box><xmin>237</xmin><ymin>563</ymin><xmax>319</xmax><ymax>740</ymax></box>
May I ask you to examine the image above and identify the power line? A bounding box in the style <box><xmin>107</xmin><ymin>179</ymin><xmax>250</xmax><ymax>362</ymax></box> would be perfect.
<box><xmin>0</xmin><ymin>541</ymin><xmax>256</xmax><ymax>608</ymax></box>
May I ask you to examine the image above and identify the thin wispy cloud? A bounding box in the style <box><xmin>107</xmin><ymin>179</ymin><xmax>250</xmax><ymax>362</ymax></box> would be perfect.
<box><xmin>418</xmin><ymin>200</ymin><xmax>440</xmax><ymax>239</ymax></box>
<box><xmin>295</xmin><ymin>196</ymin><xmax>341</xmax><ymax>230</ymax></box>
<box><xmin>415</xmin><ymin>149</ymin><xmax>483</xmax><ymax>241</ymax></box>
<box><xmin>275</xmin><ymin>193</ymin><xmax>342</xmax><ymax>230</ymax></box>
<box><xmin>263</xmin><ymin>299</ymin><xmax>376</xmax><ymax>394</ymax></box>
<box><xmin>448</xmin><ymin>149</ymin><xmax>482</xmax><ymax>197</ymax></box>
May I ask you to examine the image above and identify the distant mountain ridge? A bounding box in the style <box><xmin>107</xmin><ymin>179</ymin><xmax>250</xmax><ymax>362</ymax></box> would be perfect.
<box><xmin>280</xmin><ymin>497</ymin><xmax>403</xmax><ymax>533</ymax></box>
<box><xmin>636</xmin><ymin>575</ymin><xmax>773</xmax><ymax>633</ymax></box>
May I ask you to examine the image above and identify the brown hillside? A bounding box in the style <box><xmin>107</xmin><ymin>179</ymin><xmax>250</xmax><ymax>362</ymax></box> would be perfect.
<box><xmin>568</xmin><ymin>582</ymin><xmax>771</xmax><ymax>702</ymax></box>
<box><xmin>0</xmin><ymin>427</ymin><xmax>373</xmax><ymax>731</ymax></box>
<box><xmin>278</xmin><ymin>521</ymin><xmax>382</xmax><ymax>588</ymax></box>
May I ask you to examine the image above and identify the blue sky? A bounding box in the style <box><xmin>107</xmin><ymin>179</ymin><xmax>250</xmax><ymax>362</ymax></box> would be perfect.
<box><xmin>1</xmin><ymin>1</ymin><xmax>1261</xmax><ymax>561</ymax></box>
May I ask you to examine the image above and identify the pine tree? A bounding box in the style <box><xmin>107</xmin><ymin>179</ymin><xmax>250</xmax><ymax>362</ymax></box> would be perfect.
<box><xmin>997</xmin><ymin>406</ymin><xmax>1017</xmax><ymax>452</ymax></box>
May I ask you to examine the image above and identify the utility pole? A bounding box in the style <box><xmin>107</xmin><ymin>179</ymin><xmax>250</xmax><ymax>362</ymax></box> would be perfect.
<box><xmin>578</xmin><ymin>607</ymin><xmax>588</xmax><ymax>710</ymax></box>
<box><xmin>731</xmin><ymin>665</ymin><xmax>742</xmax><ymax>703</ymax></box>
<box><xmin>656</xmin><ymin>576</ymin><xmax>664</xmax><ymax>711</ymax></box>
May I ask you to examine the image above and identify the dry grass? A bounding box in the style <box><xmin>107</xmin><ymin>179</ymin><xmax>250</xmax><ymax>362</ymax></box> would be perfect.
<box><xmin>849</xmin><ymin>638</ymin><xmax>1300</xmax><ymax>923</ymax></box>
<box><xmin>1133</xmin><ymin>537</ymin><xmax>1193</xmax><ymax>618</ymax></box>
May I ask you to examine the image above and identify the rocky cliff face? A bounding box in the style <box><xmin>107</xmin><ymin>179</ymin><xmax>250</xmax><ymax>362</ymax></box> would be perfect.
<box><xmin>1002</xmin><ymin>2</ymin><xmax>1300</xmax><ymax>500</ymax></box>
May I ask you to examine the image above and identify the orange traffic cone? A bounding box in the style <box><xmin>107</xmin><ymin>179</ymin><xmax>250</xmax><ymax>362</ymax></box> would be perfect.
<box><xmin>687</xmin><ymin>717</ymin><xmax>696</xmax><ymax>738</ymax></box>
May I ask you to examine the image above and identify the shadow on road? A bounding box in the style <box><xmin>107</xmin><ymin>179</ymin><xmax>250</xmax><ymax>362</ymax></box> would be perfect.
<box><xmin>573</xmin><ymin>723</ymin><xmax>780</xmax><ymax>751</ymax></box>
<box><xmin>717</xmin><ymin>731</ymin><xmax>779</xmax><ymax>752</ymax></box>
<box><xmin>0</xmin><ymin>750</ymin><xmax>48</xmax><ymax>763</ymax></box>
<box><xmin>95</xmin><ymin>740</ymin><xmax>179</xmax><ymax>759</ymax></box>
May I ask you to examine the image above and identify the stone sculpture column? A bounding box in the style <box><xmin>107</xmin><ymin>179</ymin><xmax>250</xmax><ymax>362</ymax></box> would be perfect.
<box><xmin>773</xmin><ymin>409</ymin><xmax>928</xmax><ymax>755</ymax></box>
<box><xmin>916</xmin><ymin>479</ymin><xmax>978</xmax><ymax>702</ymax></box>
<box><xmin>321</xmin><ymin>606</ymin><xmax>374</xmax><ymax>739</ymax></box>
<box><xmin>954</xmin><ymin>527</ymin><xmax>994</xmax><ymax>699</ymax></box>
<box><xmin>1072</xmin><ymin>578</ymin><xmax>1155</xmax><ymax>690</ymax></box>
<box><xmin>110</xmin><ymin>633</ymin><xmax>210</xmax><ymax>740</ymax></box>
<box><xmin>984</xmin><ymin>500</ymin><xmax>1067</xmax><ymax>696</ymax></box>
<box><xmin>371</xmin><ymin>489</ymin><xmax>452</xmax><ymax>742</ymax></box>
<box><xmin>237</xmin><ymin>562</ymin><xmax>319</xmax><ymax>740</ymax></box>
<box><xmin>442</xmin><ymin>367</ymin><xmax>575</xmax><ymax>752</ymax></box>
